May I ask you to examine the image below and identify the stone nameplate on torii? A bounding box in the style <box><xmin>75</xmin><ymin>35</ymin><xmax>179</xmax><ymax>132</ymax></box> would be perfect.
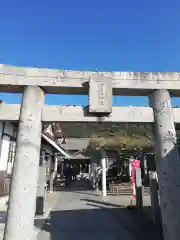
<box><xmin>88</xmin><ymin>75</ymin><xmax>112</xmax><ymax>114</ymax></box>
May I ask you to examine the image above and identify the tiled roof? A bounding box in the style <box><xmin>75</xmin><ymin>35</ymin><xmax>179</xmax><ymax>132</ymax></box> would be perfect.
<box><xmin>61</xmin><ymin>138</ymin><xmax>90</xmax><ymax>150</ymax></box>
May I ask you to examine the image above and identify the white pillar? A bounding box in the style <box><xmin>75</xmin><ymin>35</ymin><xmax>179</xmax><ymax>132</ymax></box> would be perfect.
<box><xmin>49</xmin><ymin>157</ymin><xmax>56</xmax><ymax>193</ymax></box>
<box><xmin>129</xmin><ymin>158</ymin><xmax>132</xmax><ymax>178</ymax></box>
<box><xmin>101</xmin><ymin>151</ymin><xmax>107</xmax><ymax>197</ymax></box>
<box><xmin>80</xmin><ymin>164</ymin><xmax>82</xmax><ymax>174</ymax></box>
<box><xmin>95</xmin><ymin>165</ymin><xmax>100</xmax><ymax>191</ymax></box>
<box><xmin>45</xmin><ymin>155</ymin><xmax>53</xmax><ymax>192</ymax></box>
<box><xmin>88</xmin><ymin>163</ymin><xmax>91</xmax><ymax>175</ymax></box>
<box><xmin>4</xmin><ymin>86</ymin><xmax>44</xmax><ymax>240</ymax></box>
<box><xmin>149</xmin><ymin>89</ymin><xmax>180</xmax><ymax>240</ymax></box>
<box><xmin>46</xmin><ymin>155</ymin><xmax>51</xmax><ymax>181</ymax></box>
<box><xmin>54</xmin><ymin>153</ymin><xmax>58</xmax><ymax>173</ymax></box>
<box><xmin>144</xmin><ymin>156</ymin><xmax>147</xmax><ymax>175</ymax></box>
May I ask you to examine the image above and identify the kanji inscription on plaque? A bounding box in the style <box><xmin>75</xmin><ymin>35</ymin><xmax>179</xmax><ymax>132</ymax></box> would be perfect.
<box><xmin>89</xmin><ymin>75</ymin><xmax>112</xmax><ymax>113</ymax></box>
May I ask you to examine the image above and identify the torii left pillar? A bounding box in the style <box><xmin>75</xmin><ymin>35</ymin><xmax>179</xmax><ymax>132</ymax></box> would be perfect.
<box><xmin>4</xmin><ymin>86</ymin><xmax>44</xmax><ymax>240</ymax></box>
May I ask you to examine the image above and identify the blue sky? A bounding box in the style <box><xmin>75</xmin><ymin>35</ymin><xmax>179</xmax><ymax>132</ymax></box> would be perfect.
<box><xmin>0</xmin><ymin>0</ymin><xmax>180</xmax><ymax>106</ymax></box>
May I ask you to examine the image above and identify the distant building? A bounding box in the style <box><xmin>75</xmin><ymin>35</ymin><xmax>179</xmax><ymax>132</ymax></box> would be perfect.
<box><xmin>0</xmin><ymin>122</ymin><xmax>16</xmax><ymax>196</ymax></box>
<box><xmin>61</xmin><ymin>138</ymin><xmax>90</xmax><ymax>154</ymax></box>
<box><xmin>0</xmin><ymin>122</ymin><xmax>68</xmax><ymax>197</ymax></box>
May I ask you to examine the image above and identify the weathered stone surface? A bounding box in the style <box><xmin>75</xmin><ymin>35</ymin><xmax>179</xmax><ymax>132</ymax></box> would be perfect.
<box><xmin>149</xmin><ymin>90</ymin><xmax>180</xmax><ymax>240</ymax></box>
<box><xmin>0</xmin><ymin>64</ymin><xmax>180</xmax><ymax>95</ymax></box>
<box><xmin>89</xmin><ymin>75</ymin><xmax>112</xmax><ymax>113</ymax></box>
<box><xmin>1</xmin><ymin>104</ymin><xmax>180</xmax><ymax>123</ymax></box>
<box><xmin>4</xmin><ymin>86</ymin><xmax>44</xmax><ymax>240</ymax></box>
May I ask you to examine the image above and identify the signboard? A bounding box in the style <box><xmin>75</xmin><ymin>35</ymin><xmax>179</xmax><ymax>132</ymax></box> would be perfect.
<box><xmin>89</xmin><ymin>75</ymin><xmax>112</xmax><ymax>113</ymax></box>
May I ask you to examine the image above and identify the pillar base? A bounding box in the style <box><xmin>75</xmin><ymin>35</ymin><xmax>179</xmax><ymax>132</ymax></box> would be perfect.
<box><xmin>102</xmin><ymin>191</ymin><xmax>107</xmax><ymax>197</ymax></box>
<box><xmin>35</xmin><ymin>197</ymin><xmax>44</xmax><ymax>216</ymax></box>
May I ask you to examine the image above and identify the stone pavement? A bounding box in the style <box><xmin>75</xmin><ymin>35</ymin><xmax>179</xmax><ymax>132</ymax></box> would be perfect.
<box><xmin>37</xmin><ymin>190</ymin><xmax>163</xmax><ymax>240</ymax></box>
<box><xmin>34</xmin><ymin>192</ymin><xmax>60</xmax><ymax>237</ymax></box>
<box><xmin>0</xmin><ymin>192</ymin><xmax>59</xmax><ymax>239</ymax></box>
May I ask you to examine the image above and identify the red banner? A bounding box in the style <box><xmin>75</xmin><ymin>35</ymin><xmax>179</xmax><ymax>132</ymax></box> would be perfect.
<box><xmin>131</xmin><ymin>160</ymin><xmax>140</xmax><ymax>198</ymax></box>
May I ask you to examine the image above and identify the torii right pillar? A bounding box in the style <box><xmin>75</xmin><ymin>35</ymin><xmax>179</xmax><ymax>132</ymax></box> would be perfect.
<box><xmin>149</xmin><ymin>89</ymin><xmax>180</xmax><ymax>240</ymax></box>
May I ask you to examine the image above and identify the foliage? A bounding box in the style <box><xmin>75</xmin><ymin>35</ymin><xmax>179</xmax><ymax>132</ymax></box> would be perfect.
<box><xmin>61</xmin><ymin>123</ymin><xmax>153</xmax><ymax>139</ymax></box>
<box><xmin>88</xmin><ymin>135</ymin><xmax>152</xmax><ymax>150</ymax></box>
<box><xmin>62</xmin><ymin>123</ymin><xmax>154</xmax><ymax>152</ymax></box>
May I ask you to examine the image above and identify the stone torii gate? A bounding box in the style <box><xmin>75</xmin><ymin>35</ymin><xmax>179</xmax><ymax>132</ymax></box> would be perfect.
<box><xmin>1</xmin><ymin>64</ymin><xmax>180</xmax><ymax>240</ymax></box>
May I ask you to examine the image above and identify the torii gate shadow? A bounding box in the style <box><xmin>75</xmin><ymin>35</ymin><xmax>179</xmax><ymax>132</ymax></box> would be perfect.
<box><xmin>35</xmin><ymin>200</ymin><xmax>163</xmax><ymax>240</ymax></box>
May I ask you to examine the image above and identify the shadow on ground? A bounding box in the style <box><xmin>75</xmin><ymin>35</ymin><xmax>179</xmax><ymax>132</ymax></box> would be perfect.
<box><xmin>35</xmin><ymin>199</ymin><xmax>163</xmax><ymax>240</ymax></box>
<box><xmin>54</xmin><ymin>179</ymin><xmax>91</xmax><ymax>192</ymax></box>
<box><xmin>0</xmin><ymin>211</ymin><xmax>6</xmax><ymax>224</ymax></box>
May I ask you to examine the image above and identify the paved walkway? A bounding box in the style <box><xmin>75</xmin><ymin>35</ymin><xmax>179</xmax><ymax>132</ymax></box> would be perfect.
<box><xmin>0</xmin><ymin>179</ymin><xmax>163</xmax><ymax>240</ymax></box>
<box><xmin>37</xmin><ymin>189</ymin><xmax>163</xmax><ymax>240</ymax></box>
<box><xmin>0</xmin><ymin>192</ymin><xmax>59</xmax><ymax>239</ymax></box>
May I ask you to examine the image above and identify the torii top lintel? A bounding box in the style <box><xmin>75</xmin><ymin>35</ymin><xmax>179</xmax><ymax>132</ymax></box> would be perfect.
<box><xmin>0</xmin><ymin>64</ymin><xmax>180</xmax><ymax>96</ymax></box>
